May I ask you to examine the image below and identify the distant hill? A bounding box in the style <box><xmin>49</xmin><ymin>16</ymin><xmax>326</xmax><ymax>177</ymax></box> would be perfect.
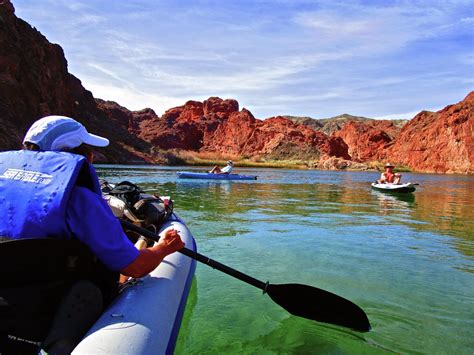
<box><xmin>284</xmin><ymin>114</ymin><xmax>407</xmax><ymax>135</ymax></box>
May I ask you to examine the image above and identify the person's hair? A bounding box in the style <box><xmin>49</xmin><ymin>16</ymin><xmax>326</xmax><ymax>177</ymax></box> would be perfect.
<box><xmin>23</xmin><ymin>142</ymin><xmax>94</xmax><ymax>160</ymax></box>
<box><xmin>23</xmin><ymin>142</ymin><xmax>40</xmax><ymax>151</ymax></box>
<box><xmin>66</xmin><ymin>144</ymin><xmax>94</xmax><ymax>159</ymax></box>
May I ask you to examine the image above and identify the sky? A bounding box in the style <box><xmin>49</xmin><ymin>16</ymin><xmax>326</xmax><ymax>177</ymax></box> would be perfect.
<box><xmin>13</xmin><ymin>0</ymin><xmax>474</xmax><ymax>119</ymax></box>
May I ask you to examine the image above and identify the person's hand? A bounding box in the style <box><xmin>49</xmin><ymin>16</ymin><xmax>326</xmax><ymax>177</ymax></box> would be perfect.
<box><xmin>159</xmin><ymin>228</ymin><xmax>185</xmax><ymax>254</ymax></box>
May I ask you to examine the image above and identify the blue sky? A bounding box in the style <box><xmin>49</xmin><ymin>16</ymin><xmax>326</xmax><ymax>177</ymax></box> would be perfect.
<box><xmin>14</xmin><ymin>0</ymin><xmax>474</xmax><ymax>119</ymax></box>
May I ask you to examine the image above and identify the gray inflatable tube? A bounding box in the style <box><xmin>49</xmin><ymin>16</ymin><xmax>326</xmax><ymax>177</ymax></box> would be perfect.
<box><xmin>73</xmin><ymin>214</ymin><xmax>197</xmax><ymax>354</ymax></box>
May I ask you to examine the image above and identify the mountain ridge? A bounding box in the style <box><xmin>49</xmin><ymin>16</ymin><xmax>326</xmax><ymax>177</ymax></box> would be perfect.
<box><xmin>284</xmin><ymin>114</ymin><xmax>408</xmax><ymax>135</ymax></box>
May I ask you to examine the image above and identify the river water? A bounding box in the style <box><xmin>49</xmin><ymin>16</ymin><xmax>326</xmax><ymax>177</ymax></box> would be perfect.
<box><xmin>96</xmin><ymin>165</ymin><xmax>474</xmax><ymax>354</ymax></box>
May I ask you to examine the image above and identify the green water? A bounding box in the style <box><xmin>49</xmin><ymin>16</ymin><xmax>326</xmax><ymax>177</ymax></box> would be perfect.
<box><xmin>96</xmin><ymin>166</ymin><xmax>474</xmax><ymax>354</ymax></box>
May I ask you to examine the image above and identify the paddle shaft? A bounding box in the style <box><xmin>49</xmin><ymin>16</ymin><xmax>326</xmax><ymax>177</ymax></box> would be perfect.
<box><xmin>120</xmin><ymin>219</ymin><xmax>371</xmax><ymax>331</ymax></box>
<box><xmin>120</xmin><ymin>219</ymin><xmax>268</xmax><ymax>291</ymax></box>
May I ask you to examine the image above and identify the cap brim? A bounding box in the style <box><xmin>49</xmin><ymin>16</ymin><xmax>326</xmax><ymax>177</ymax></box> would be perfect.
<box><xmin>83</xmin><ymin>132</ymin><xmax>109</xmax><ymax>147</ymax></box>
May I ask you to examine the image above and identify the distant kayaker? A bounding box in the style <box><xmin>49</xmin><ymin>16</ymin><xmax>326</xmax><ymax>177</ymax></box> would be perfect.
<box><xmin>210</xmin><ymin>160</ymin><xmax>234</xmax><ymax>174</ymax></box>
<box><xmin>378</xmin><ymin>163</ymin><xmax>402</xmax><ymax>184</ymax></box>
<box><xmin>0</xmin><ymin>116</ymin><xmax>184</xmax><ymax>354</ymax></box>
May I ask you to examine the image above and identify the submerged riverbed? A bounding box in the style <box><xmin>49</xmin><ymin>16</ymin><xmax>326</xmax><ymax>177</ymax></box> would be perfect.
<box><xmin>96</xmin><ymin>166</ymin><xmax>474</xmax><ymax>354</ymax></box>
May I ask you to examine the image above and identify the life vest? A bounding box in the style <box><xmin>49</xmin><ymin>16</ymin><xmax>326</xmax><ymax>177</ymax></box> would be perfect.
<box><xmin>0</xmin><ymin>150</ymin><xmax>100</xmax><ymax>240</ymax></box>
<box><xmin>0</xmin><ymin>151</ymin><xmax>115</xmax><ymax>347</ymax></box>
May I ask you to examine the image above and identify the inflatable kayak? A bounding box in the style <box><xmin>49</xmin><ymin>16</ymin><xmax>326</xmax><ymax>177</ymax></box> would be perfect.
<box><xmin>177</xmin><ymin>171</ymin><xmax>257</xmax><ymax>180</ymax></box>
<box><xmin>371</xmin><ymin>182</ymin><xmax>417</xmax><ymax>193</ymax></box>
<box><xmin>73</xmin><ymin>214</ymin><xmax>196</xmax><ymax>354</ymax></box>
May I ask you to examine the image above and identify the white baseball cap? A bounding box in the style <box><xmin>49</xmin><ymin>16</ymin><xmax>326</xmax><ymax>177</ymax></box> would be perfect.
<box><xmin>23</xmin><ymin>115</ymin><xmax>109</xmax><ymax>151</ymax></box>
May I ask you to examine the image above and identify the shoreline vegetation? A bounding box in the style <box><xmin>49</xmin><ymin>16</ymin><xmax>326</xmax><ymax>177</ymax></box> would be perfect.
<box><xmin>126</xmin><ymin>149</ymin><xmax>413</xmax><ymax>172</ymax></box>
<box><xmin>173</xmin><ymin>150</ymin><xmax>310</xmax><ymax>169</ymax></box>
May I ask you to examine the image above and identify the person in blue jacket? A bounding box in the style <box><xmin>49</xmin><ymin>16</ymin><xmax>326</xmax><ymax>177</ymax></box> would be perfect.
<box><xmin>0</xmin><ymin>116</ymin><xmax>184</xmax><ymax>354</ymax></box>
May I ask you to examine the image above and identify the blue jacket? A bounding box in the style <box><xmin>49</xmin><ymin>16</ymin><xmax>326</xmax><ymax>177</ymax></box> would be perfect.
<box><xmin>0</xmin><ymin>150</ymin><xmax>99</xmax><ymax>239</ymax></box>
<box><xmin>0</xmin><ymin>150</ymin><xmax>138</xmax><ymax>271</ymax></box>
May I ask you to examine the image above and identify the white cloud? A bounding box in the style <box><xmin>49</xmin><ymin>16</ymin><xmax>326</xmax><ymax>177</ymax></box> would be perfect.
<box><xmin>376</xmin><ymin>110</ymin><xmax>427</xmax><ymax>121</ymax></box>
<box><xmin>87</xmin><ymin>63</ymin><xmax>129</xmax><ymax>85</ymax></box>
<box><xmin>83</xmin><ymin>81</ymin><xmax>185</xmax><ymax>113</ymax></box>
<box><xmin>293</xmin><ymin>3</ymin><xmax>462</xmax><ymax>55</ymax></box>
<box><xmin>13</xmin><ymin>0</ymin><xmax>474</xmax><ymax>119</ymax></box>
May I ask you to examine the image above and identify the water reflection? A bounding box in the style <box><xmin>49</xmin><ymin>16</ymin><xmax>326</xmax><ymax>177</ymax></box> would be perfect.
<box><xmin>372</xmin><ymin>191</ymin><xmax>416</xmax><ymax>212</ymax></box>
<box><xmin>96</xmin><ymin>165</ymin><xmax>474</xmax><ymax>247</ymax></box>
<box><xmin>176</xmin><ymin>180</ymin><xmax>233</xmax><ymax>195</ymax></box>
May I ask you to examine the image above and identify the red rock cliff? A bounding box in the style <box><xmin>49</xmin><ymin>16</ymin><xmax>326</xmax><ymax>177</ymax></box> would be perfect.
<box><xmin>137</xmin><ymin>97</ymin><xmax>350</xmax><ymax>161</ymax></box>
<box><xmin>334</xmin><ymin>120</ymin><xmax>402</xmax><ymax>162</ymax></box>
<box><xmin>0</xmin><ymin>0</ymin><xmax>152</xmax><ymax>163</ymax></box>
<box><xmin>387</xmin><ymin>92</ymin><xmax>474</xmax><ymax>174</ymax></box>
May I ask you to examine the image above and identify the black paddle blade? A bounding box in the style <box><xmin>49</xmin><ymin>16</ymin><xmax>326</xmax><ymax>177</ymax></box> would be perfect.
<box><xmin>266</xmin><ymin>283</ymin><xmax>371</xmax><ymax>332</ymax></box>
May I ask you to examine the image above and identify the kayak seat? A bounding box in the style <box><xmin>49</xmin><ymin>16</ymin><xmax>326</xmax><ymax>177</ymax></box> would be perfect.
<box><xmin>43</xmin><ymin>280</ymin><xmax>103</xmax><ymax>354</ymax></box>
